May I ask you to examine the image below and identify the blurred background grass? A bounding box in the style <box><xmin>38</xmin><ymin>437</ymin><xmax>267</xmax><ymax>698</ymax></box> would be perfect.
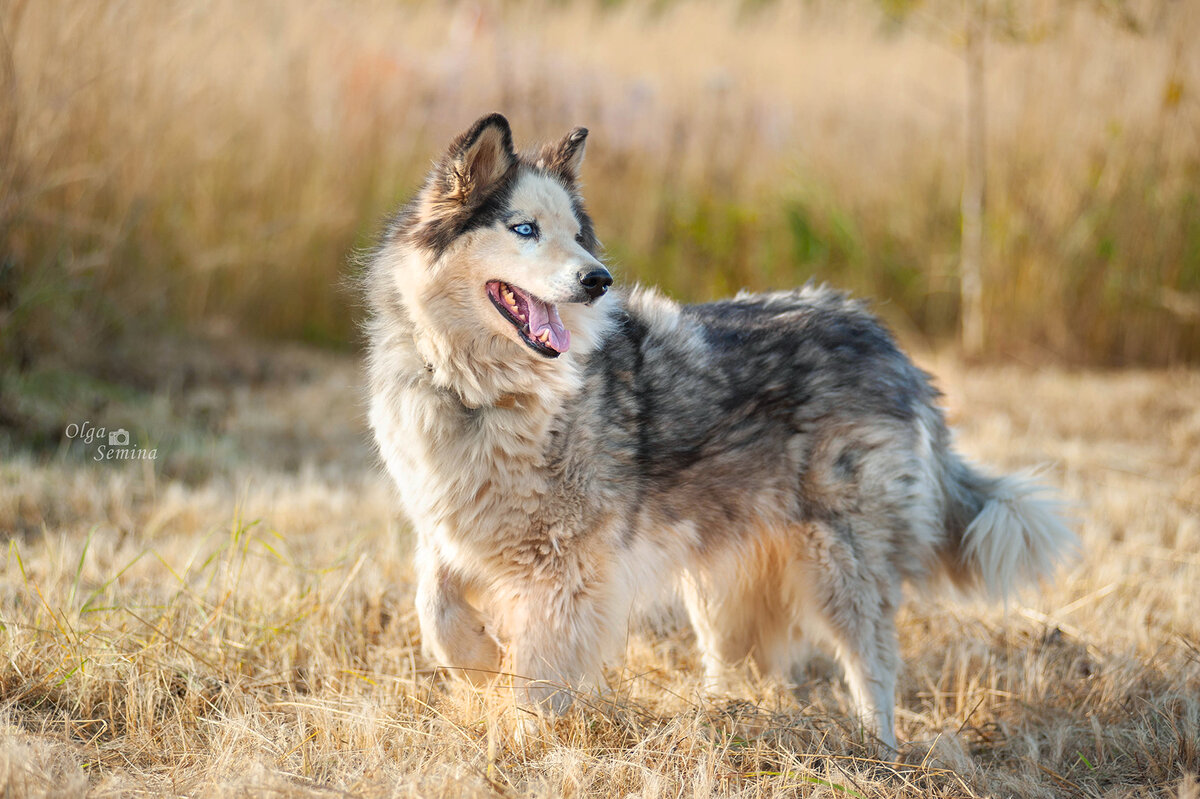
<box><xmin>1</xmin><ymin>0</ymin><xmax>1198</xmax><ymax>386</ymax></box>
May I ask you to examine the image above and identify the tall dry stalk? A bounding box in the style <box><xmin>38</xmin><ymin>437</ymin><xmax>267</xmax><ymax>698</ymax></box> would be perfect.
<box><xmin>960</xmin><ymin>0</ymin><xmax>987</xmax><ymax>357</ymax></box>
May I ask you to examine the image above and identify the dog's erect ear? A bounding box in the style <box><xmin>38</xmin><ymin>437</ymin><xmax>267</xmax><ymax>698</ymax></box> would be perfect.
<box><xmin>438</xmin><ymin>113</ymin><xmax>516</xmax><ymax>204</ymax></box>
<box><xmin>536</xmin><ymin>127</ymin><xmax>588</xmax><ymax>184</ymax></box>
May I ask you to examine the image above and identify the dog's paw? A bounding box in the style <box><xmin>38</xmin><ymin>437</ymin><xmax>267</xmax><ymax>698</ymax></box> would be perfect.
<box><xmin>425</xmin><ymin>623</ymin><xmax>503</xmax><ymax>684</ymax></box>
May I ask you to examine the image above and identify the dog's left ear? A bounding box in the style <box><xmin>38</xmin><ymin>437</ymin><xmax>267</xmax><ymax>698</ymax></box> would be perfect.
<box><xmin>537</xmin><ymin>127</ymin><xmax>588</xmax><ymax>184</ymax></box>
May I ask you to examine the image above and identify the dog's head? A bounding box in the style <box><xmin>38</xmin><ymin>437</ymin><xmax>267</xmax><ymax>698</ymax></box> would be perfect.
<box><xmin>378</xmin><ymin>114</ymin><xmax>613</xmax><ymax>373</ymax></box>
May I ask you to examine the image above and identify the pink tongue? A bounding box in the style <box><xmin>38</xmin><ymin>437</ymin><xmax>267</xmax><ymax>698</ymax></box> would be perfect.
<box><xmin>526</xmin><ymin>297</ymin><xmax>570</xmax><ymax>353</ymax></box>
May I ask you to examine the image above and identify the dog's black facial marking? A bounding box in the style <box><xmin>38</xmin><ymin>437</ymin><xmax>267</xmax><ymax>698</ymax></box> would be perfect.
<box><xmin>530</xmin><ymin>129</ymin><xmax>600</xmax><ymax>257</ymax></box>
<box><xmin>569</xmin><ymin>193</ymin><xmax>600</xmax><ymax>256</ymax></box>
<box><xmin>404</xmin><ymin>165</ymin><xmax>601</xmax><ymax>263</ymax></box>
<box><xmin>409</xmin><ymin>174</ymin><xmax>518</xmax><ymax>258</ymax></box>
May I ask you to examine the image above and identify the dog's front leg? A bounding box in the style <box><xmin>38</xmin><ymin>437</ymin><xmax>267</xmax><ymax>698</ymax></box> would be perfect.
<box><xmin>499</xmin><ymin>572</ymin><xmax>615</xmax><ymax>716</ymax></box>
<box><xmin>414</xmin><ymin>541</ymin><xmax>501</xmax><ymax>684</ymax></box>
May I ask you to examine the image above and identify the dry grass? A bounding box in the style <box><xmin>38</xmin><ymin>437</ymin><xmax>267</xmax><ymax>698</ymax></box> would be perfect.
<box><xmin>1</xmin><ymin>0</ymin><xmax>1198</xmax><ymax>367</ymax></box>
<box><xmin>2</xmin><ymin>349</ymin><xmax>1198</xmax><ymax>797</ymax></box>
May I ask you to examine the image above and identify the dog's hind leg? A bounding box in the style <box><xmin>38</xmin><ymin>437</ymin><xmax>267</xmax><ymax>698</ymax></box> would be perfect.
<box><xmin>414</xmin><ymin>540</ymin><xmax>502</xmax><ymax>684</ymax></box>
<box><xmin>797</xmin><ymin>520</ymin><xmax>902</xmax><ymax>752</ymax></box>
<box><xmin>680</xmin><ymin>572</ymin><xmax>760</xmax><ymax>692</ymax></box>
<box><xmin>680</xmin><ymin>540</ymin><xmax>798</xmax><ymax>692</ymax></box>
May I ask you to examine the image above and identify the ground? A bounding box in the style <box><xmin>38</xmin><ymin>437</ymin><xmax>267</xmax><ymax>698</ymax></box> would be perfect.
<box><xmin>1</xmin><ymin>348</ymin><xmax>1198</xmax><ymax>798</ymax></box>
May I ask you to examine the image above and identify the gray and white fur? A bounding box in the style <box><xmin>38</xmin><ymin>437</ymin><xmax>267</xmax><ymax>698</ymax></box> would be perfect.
<box><xmin>364</xmin><ymin>113</ymin><xmax>1077</xmax><ymax>750</ymax></box>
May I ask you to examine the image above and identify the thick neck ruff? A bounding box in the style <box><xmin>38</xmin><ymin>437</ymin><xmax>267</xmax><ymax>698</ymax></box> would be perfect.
<box><xmin>411</xmin><ymin>331</ymin><xmax>563</xmax><ymax>412</ymax></box>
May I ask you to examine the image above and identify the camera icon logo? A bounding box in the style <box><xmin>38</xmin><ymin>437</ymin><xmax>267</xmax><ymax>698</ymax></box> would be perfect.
<box><xmin>108</xmin><ymin>429</ymin><xmax>130</xmax><ymax>447</ymax></box>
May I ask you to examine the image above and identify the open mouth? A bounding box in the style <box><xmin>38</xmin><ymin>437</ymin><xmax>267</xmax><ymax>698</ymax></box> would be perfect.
<box><xmin>486</xmin><ymin>281</ymin><xmax>570</xmax><ymax>358</ymax></box>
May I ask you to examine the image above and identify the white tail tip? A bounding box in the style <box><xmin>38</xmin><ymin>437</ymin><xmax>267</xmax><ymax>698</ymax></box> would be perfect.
<box><xmin>962</xmin><ymin>473</ymin><xmax>1080</xmax><ymax>599</ymax></box>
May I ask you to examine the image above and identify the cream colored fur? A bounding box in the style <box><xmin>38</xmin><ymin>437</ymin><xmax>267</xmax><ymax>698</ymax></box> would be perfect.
<box><xmin>369</xmin><ymin>168</ymin><xmax>625</xmax><ymax>711</ymax></box>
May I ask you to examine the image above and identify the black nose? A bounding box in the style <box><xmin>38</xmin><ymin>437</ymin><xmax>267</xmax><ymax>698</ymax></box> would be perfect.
<box><xmin>578</xmin><ymin>267</ymin><xmax>613</xmax><ymax>299</ymax></box>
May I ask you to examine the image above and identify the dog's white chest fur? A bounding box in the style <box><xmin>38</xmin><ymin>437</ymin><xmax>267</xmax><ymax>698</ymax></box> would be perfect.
<box><xmin>372</xmin><ymin>373</ymin><xmax>562</xmax><ymax>558</ymax></box>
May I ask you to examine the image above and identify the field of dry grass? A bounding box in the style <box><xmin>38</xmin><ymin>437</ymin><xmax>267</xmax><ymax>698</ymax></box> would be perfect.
<box><xmin>2</xmin><ymin>0</ymin><xmax>1199</xmax><ymax>795</ymax></box>
<box><xmin>2</xmin><ymin>348</ymin><xmax>1198</xmax><ymax>797</ymax></box>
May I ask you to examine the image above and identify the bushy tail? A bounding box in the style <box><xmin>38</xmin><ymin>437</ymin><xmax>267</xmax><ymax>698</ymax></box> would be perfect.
<box><xmin>936</xmin><ymin>451</ymin><xmax>1079</xmax><ymax>599</ymax></box>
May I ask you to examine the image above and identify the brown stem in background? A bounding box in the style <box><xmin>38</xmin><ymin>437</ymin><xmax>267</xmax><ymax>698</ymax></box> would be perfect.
<box><xmin>961</xmin><ymin>0</ymin><xmax>987</xmax><ymax>357</ymax></box>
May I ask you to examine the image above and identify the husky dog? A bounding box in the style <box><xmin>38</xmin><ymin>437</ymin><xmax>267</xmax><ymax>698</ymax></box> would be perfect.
<box><xmin>365</xmin><ymin>113</ymin><xmax>1075</xmax><ymax>749</ymax></box>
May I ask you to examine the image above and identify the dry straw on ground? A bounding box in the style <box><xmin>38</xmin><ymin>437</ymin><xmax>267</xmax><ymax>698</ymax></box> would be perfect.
<box><xmin>2</xmin><ymin>350</ymin><xmax>1198</xmax><ymax>797</ymax></box>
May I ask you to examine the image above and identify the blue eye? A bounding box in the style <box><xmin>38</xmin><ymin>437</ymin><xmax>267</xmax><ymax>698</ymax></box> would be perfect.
<box><xmin>511</xmin><ymin>222</ymin><xmax>537</xmax><ymax>239</ymax></box>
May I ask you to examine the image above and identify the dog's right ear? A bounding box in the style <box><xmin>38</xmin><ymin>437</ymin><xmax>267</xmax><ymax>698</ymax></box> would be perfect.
<box><xmin>435</xmin><ymin>113</ymin><xmax>517</xmax><ymax>206</ymax></box>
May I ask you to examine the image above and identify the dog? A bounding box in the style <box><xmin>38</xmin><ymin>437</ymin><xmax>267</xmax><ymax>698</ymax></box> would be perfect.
<box><xmin>364</xmin><ymin>113</ymin><xmax>1076</xmax><ymax>750</ymax></box>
